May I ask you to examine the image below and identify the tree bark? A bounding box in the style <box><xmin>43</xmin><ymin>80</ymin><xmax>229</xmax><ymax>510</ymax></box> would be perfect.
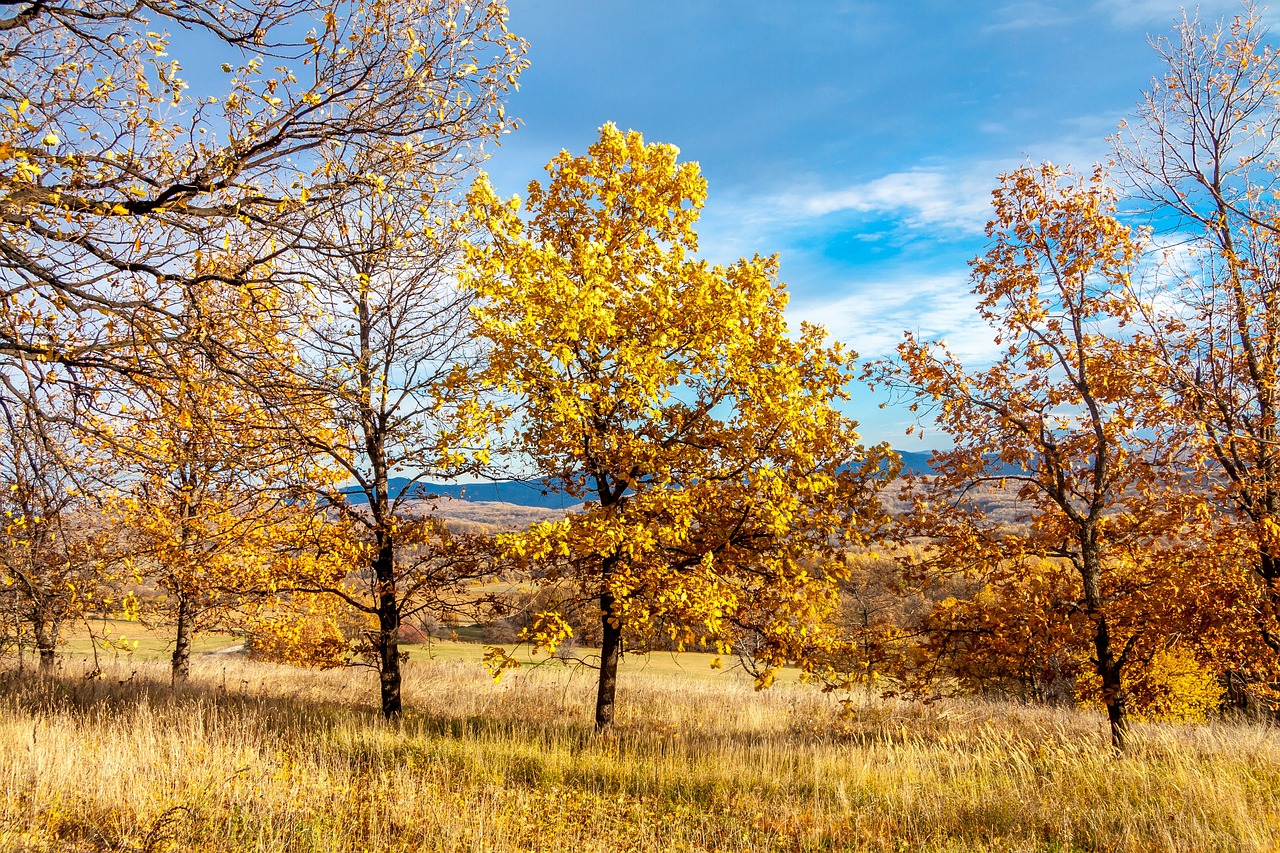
<box><xmin>171</xmin><ymin>590</ymin><xmax>193</xmax><ymax>685</ymax></box>
<box><xmin>1094</xmin><ymin>616</ymin><xmax>1127</xmax><ymax>752</ymax></box>
<box><xmin>595</xmin><ymin>589</ymin><xmax>621</xmax><ymax>732</ymax></box>
<box><xmin>373</xmin><ymin>534</ymin><xmax>402</xmax><ymax>720</ymax></box>
<box><xmin>1081</xmin><ymin>538</ymin><xmax>1127</xmax><ymax>751</ymax></box>
<box><xmin>33</xmin><ymin>615</ymin><xmax>55</xmax><ymax>675</ymax></box>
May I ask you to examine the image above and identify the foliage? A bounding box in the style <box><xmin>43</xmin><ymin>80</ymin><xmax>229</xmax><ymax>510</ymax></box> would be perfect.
<box><xmin>1113</xmin><ymin>3</ymin><xmax>1280</xmax><ymax>695</ymax></box>
<box><xmin>466</xmin><ymin>123</ymin><xmax>896</xmax><ymax>729</ymax></box>
<box><xmin>0</xmin><ymin>0</ymin><xmax>525</xmax><ymax>385</ymax></box>
<box><xmin>1079</xmin><ymin>645</ymin><xmax>1225</xmax><ymax>725</ymax></box>
<box><xmin>869</xmin><ymin>163</ymin><xmax>1169</xmax><ymax>749</ymax></box>
<box><xmin>96</xmin><ymin>274</ymin><xmax>339</xmax><ymax>682</ymax></box>
<box><xmin>0</xmin><ymin>379</ymin><xmax>120</xmax><ymax>672</ymax></box>
<box><xmin>245</xmin><ymin>593</ymin><xmax>358</xmax><ymax>669</ymax></box>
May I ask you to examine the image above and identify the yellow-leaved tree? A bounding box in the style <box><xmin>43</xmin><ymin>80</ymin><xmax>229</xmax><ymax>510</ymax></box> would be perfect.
<box><xmin>98</xmin><ymin>273</ymin><xmax>341</xmax><ymax>685</ymax></box>
<box><xmin>0</xmin><ymin>377</ymin><xmax>118</xmax><ymax>674</ymax></box>
<box><xmin>465</xmin><ymin>124</ymin><xmax>896</xmax><ymax>731</ymax></box>
<box><xmin>0</xmin><ymin>0</ymin><xmax>525</xmax><ymax>383</ymax></box>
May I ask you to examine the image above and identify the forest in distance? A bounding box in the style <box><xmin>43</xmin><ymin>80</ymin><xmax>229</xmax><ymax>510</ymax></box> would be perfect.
<box><xmin>4</xmin><ymin>0</ymin><xmax>1280</xmax><ymax>850</ymax></box>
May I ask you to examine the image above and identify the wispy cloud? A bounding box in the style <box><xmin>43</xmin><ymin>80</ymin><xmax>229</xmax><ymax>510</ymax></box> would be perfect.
<box><xmin>757</xmin><ymin>167</ymin><xmax>999</xmax><ymax>236</ymax></box>
<box><xmin>985</xmin><ymin>1</ymin><xmax>1076</xmax><ymax>32</ymax></box>
<box><xmin>988</xmin><ymin>1</ymin><xmax>1242</xmax><ymax>32</ymax></box>
<box><xmin>720</xmin><ymin>129</ymin><xmax>1119</xmax><ymax>247</ymax></box>
<box><xmin>791</xmin><ymin>170</ymin><xmax>996</xmax><ymax>233</ymax></box>
<box><xmin>787</xmin><ymin>273</ymin><xmax>999</xmax><ymax>364</ymax></box>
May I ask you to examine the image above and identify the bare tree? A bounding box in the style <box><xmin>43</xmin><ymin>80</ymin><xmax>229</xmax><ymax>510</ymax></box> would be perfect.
<box><xmin>269</xmin><ymin>184</ymin><xmax>496</xmax><ymax>719</ymax></box>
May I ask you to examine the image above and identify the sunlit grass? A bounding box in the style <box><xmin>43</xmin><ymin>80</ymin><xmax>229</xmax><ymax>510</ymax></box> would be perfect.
<box><xmin>0</xmin><ymin>654</ymin><xmax>1277</xmax><ymax>852</ymax></box>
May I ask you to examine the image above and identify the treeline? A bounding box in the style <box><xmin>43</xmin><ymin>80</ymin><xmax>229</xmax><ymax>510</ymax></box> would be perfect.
<box><xmin>3</xmin><ymin>0</ymin><xmax>1280</xmax><ymax>751</ymax></box>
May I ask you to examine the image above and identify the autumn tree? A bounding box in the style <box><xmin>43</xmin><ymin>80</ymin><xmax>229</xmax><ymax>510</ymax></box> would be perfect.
<box><xmin>466</xmin><ymin>124</ymin><xmax>895</xmax><ymax>731</ymax></box>
<box><xmin>99</xmin><ymin>275</ymin><xmax>338</xmax><ymax>685</ymax></box>
<box><xmin>0</xmin><ymin>377</ymin><xmax>116</xmax><ymax>673</ymax></box>
<box><xmin>0</xmin><ymin>0</ymin><xmax>524</xmax><ymax>391</ymax></box>
<box><xmin>869</xmin><ymin>165</ymin><xmax>1167</xmax><ymax>750</ymax></box>
<box><xmin>1113</xmin><ymin>5</ymin><xmax>1280</xmax><ymax>694</ymax></box>
<box><xmin>265</xmin><ymin>183</ymin><xmax>498</xmax><ymax>719</ymax></box>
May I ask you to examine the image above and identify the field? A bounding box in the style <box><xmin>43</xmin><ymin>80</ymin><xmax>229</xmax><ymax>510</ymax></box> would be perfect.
<box><xmin>1</xmin><ymin>643</ymin><xmax>1278</xmax><ymax>853</ymax></box>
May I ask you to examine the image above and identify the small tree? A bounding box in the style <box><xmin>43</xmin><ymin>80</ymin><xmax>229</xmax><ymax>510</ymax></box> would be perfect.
<box><xmin>101</xmin><ymin>276</ymin><xmax>337</xmax><ymax>684</ymax></box>
<box><xmin>266</xmin><ymin>184</ymin><xmax>500</xmax><ymax>719</ymax></box>
<box><xmin>0</xmin><ymin>384</ymin><xmax>115</xmax><ymax>673</ymax></box>
<box><xmin>870</xmin><ymin>164</ymin><xmax>1163</xmax><ymax>750</ymax></box>
<box><xmin>466</xmin><ymin>124</ymin><xmax>895</xmax><ymax>731</ymax></box>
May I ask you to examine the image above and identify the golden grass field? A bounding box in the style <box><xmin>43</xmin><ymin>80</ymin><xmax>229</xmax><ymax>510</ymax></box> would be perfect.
<box><xmin>1</xmin><ymin>640</ymin><xmax>1278</xmax><ymax>852</ymax></box>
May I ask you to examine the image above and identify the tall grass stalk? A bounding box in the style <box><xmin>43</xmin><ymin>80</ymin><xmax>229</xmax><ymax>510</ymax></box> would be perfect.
<box><xmin>0</xmin><ymin>656</ymin><xmax>1276</xmax><ymax>851</ymax></box>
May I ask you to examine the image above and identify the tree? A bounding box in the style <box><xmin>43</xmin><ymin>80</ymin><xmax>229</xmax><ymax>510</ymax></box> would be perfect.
<box><xmin>466</xmin><ymin>124</ymin><xmax>895</xmax><ymax>731</ymax></box>
<box><xmin>0</xmin><ymin>377</ymin><xmax>116</xmax><ymax>673</ymax></box>
<box><xmin>0</xmin><ymin>0</ymin><xmax>525</xmax><ymax>387</ymax></box>
<box><xmin>1113</xmin><ymin>5</ymin><xmax>1280</xmax><ymax>693</ymax></box>
<box><xmin>869</xmin><ymin>165</ymin><xmax>1163</xmax><ymax>750</ymax></box>
<box><xmin>266</xmin><ymin>184</ymin><xmax>498</xmax><ymax>719</ymax></box>
<box><xmin>99</xmin><ymin>275</ymin><xmax>337</xmax><ymax>684</ymax></box>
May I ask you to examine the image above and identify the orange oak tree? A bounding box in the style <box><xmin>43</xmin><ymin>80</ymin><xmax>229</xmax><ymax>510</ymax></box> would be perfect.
<box><xmin>869</xmin><ymin>165</ymin><xmax>1170</xmax><ymax>750</ymax></box>
<box><xmin>466</xmin><ymin>124</ymin><xmax>896</xmax><ymax>731</ymax></box>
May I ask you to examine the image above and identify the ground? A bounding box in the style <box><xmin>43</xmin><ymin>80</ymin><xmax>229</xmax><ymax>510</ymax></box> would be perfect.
<box><xmin>0</xmin><ymin>637</ymin><xmax>1277</xmax><ymax>852</ymax></box>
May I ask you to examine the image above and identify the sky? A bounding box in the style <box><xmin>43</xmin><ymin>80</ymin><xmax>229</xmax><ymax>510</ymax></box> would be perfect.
<box><xmin>479</xmin><ymin>0</ymin><xmax>1249</xmax><ymax>449</ymax></box>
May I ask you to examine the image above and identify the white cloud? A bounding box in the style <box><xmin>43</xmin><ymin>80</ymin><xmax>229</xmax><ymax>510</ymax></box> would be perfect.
<box><xmin>786</xmin><ymin>169</ymin><xmax>997</xmax><ymax>234</ymax></box>
<box><xmin>787</xmin><ymin>273</ymin><xmax>1000</xmax><ymax>364</ymax></box>
<box><xmin>987</xmin><ymin>1</ymin><xmax>1242</xmax><ymax>32</ymax></box>
<box><xmin>757</xmin><ymin>170</ymin><xmax>977</xmax><ymax>236</ymax></box>
<box><xmin>985</xmin><ymin>2</ymin><xmax>1076</xmax><ymax>32</ymax></box>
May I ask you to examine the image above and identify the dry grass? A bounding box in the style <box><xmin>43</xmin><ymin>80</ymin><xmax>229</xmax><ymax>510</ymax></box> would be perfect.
<box><xmin>0</xmin><ymin>653</ymin><xmax>1277</xmax><ymax>852</ymax></box>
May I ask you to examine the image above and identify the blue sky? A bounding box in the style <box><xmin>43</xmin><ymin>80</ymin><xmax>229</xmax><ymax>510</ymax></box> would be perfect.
<box><xmin>481</xmin><ymin>0</ymin><xmax>1247</xmax><ymax>448</ymax></box>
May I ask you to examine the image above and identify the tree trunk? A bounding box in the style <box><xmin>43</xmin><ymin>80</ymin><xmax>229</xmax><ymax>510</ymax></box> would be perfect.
<box><xmin>171</xmin><ymin>590</ymin><xmax>193</xmax><ymax>685</ymax></box>
<box><xmin>373</xmin><ymin>534</ymin><xmax>402</xmax><ymax>720</ymax></box>
<box><xmin>33</xmin><ymin>616</ymin><xmax>56</xmax><ymax>675</ymax></box>
<box><xmin>594</xmin><ymin>589</ymin><xmax>622</xmax><ymax>732</ymax></box>
<box><xmin>1082</xmin><ymin>540</ymin><xmax>1127</xmax><ymax>751</ymax></box>
<box><xmin>1094</xmin><ymin>616</ymin><xmax>1127</xmax><ymax>752</ymax></box>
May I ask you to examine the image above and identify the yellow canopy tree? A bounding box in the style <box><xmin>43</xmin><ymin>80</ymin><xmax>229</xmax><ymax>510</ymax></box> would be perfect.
<box><xmin>0</xmin><ymin>0</ymin><xmax>525</xmax><ymax>382</ymax></box>
<box><xmin>466</xmin><ymin>124</ymin><xmax>895</xmax><ymax>731</ymax></box>
<box><xmin>99</xmin><ymin>274</ymin><xmax>340</xmax><ymax>685</ymax></box>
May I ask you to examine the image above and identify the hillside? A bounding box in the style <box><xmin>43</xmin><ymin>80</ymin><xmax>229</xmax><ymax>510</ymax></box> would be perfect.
<box><xmin>344</xmin><ymin>450</ymin><xmax>944</xmax><ymax>513</ymax></box>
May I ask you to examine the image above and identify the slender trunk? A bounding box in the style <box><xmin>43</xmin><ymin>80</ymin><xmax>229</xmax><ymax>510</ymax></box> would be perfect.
<box><xmin>1081</xmin><ymin>539</ymin><xmax>1127</xmax><ymax>751</ymax></box>
<box><xmin>1258</xmin><ymin>550</ymin><xmax>1280</xmax><ymax>653</ymax></box>
<box><xmin>171</xmin><ymin>590</ymin><xmax>193</xmax><ymax>685</ymax></box>
<box><xmin>1094</xmin><ymin>617</ymin><xmax>1127</xmax><ymax>752</ymax></box>
<box><xmin>374</xmin><ymin>534</ymin><xmax>402</xmax><ymax>720</ymax></box>
<box><xmin>33</xmin><ymin>615</ymin><xmax>55</xmax><ymax>675</ymax></box>
<box><xmin>595</xmin><ymin>588</ymin><xmax>622</xmax><ymax>732</ymax></box>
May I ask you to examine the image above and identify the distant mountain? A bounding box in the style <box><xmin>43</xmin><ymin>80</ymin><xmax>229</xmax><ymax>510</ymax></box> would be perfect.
<box><xmin>339</xmin><ymin>452</ymin><xmax>1012</xmax><ymax>510</ymax></box>
<box><xmin>894</xmin><ymin>449</ymin><xmax>936</xmax><ymax>475</ymax></box>
<box><xmin>342</xmin><ymin>477</ymin><xmax>585</xmax><ymax>510</ymax></box>
<box><xmin>890</xmin><ymin>449</ymin><xmax>1028</xmax><ymax>477</ymax></box>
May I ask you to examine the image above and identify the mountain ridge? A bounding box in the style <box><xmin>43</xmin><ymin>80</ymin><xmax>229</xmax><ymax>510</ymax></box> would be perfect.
<box><xmin>341</xmin><ymin>449</ymin><xmax>946</xmax><ymax>509</ymax></box>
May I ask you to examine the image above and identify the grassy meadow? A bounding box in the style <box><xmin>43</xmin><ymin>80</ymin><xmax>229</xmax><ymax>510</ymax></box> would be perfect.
<box><xmin>0</xmin><ymin>640</ymin><xmax>1278</xmax><ymax>852</ymax></box>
